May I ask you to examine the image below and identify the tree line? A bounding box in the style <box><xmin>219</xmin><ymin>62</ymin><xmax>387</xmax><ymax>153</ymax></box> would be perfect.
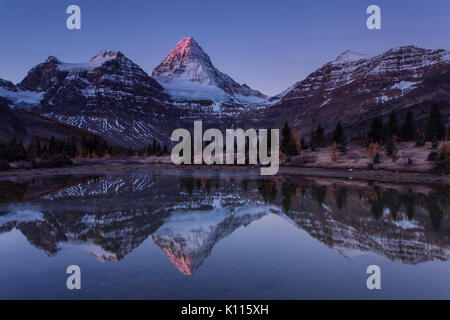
<box><xmin>128</xmin><ymin>139</ymin><xmax>169</xmax><ymax>157</ymax></box>
<box><xmin>0</xmin><ymin>136</ymin><xmax>114</xmax><ymax>163</ymax></box>
<box><xmin>280</xmin><ymin>103</ymin><xmax>449</xmax><ymax>169</ymax></box>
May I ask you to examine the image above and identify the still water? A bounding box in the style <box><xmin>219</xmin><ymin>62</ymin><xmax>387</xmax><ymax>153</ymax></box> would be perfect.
<box><xmin>0</xmin><ymin>169</ymin><xmax>448</xmax><ymax>299</ymax></box>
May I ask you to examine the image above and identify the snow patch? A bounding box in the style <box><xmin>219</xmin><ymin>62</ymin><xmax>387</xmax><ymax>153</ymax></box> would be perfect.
<box><xmin>0</xmin><ymin>87</ymin><xmax>44</xmax><ymax>108</ymax></box>
<box><xmin>57</xmin><ymin>50</ymin><xmax>118</xmax><ymax>72</ymax></box>
<box><xmin>390</xmin><ymin>81</ymin><xmax>420</xmax><ymax>92</ymax></box>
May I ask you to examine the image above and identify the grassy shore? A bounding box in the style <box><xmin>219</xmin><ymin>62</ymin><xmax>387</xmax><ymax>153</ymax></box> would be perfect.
<box><xmin>0</xmin><ymin>155</ymin><xmax>448</xmax><ymax>186</ymax></box>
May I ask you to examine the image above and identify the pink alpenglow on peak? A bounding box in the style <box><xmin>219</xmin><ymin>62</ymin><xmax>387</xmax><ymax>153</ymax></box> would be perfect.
<box><xmin>152</xmin><ymin>37</ymin><xmax>267</xmax><ymax>105</ymax></box>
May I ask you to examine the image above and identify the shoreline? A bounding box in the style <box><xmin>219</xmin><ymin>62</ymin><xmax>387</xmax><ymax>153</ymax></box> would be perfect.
<box><xmin>0</xmin><ymin>162</ymin><xmax>448</xmax><ymax>186</ymax></box>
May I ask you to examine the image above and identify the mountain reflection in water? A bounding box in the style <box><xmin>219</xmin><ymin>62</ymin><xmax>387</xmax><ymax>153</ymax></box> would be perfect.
<box><xmin>0</xmin><ymin>171</ymin><xmax>448</xmax><ymax>278</ymax></box>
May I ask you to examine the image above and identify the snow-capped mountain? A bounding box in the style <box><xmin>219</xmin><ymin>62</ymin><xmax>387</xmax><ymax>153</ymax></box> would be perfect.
<box><xmin>1</xmin><ymin>44</ymin><xmax>449</xmax><ymax>147</ymax></box>
<box><xmin>269</xmin><ymin>46</ymin><xmax>449</xmax><ymax>105</ymax></box>
<box><xmin>16</xmin><ymin>50</ymin><xmax>181</xmax><ymax>147</ymax></box>
<box><xmin>152</xmin><ymin>37</ymin><xmax>267</xmax><ymax>105</ymax></box>
<box><xmin>251</xmin><ymin>45</ymin><xmax>450</xmax><ymax>139</ymax></box>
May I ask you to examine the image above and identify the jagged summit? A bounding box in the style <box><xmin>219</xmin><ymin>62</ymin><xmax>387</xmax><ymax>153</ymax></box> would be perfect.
<box><xmin>152</xmin><ymin>37</ymin><xmax>266</xmax><ymax>104</ymax></box>
<box><xmin>90</xmin><ymin>50</ymin><xmax>120</xmax><ymax>62</ymax></box>
<box><xmin>153</xmin><ymin>37</ymin><xmax>219</xmax><ymax>85</ymax></box>
<box><xmin>153</xmin><ymin>37</ymin><xmax>211</xmax><ymax>78</ymax></box>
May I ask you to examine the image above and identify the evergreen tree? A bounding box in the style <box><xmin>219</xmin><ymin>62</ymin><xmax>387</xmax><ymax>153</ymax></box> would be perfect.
<box><xmin>146</xmin><ymin>143</ymin><xmax>153</xmax><ymax>155</ymax></box>
<box><xmin>267</xmin><ymin>126</ymin><xmax>272</xmax><ymax>152</ymax></box>
<box><xmin>6</xmin><ymin>138</ymin><xmax>26</xmax><ymax>161</ymax></box>
<box><xmin>157</xmin><ymin>142</ymin><xmax>162</xmax><ymax>156</ymax></box>
<box><xmin>281</xmin><ymin>122</ymin><xmax>299</xmax><ymax>156</ymax></box>
<box><xmin>310</xmin><ymin>124</ymin><xmax>326</xmax><ymax>150</ymax></box>
<box><xmin>281</xmin><ymin>122</ymin><xmax>291</xmax><ymax>153</ymax></box>
<box><xmin>48</xmin><ymin>137</ymin><xmax>56</xmax><ymax>155</ymax></box>
<box><xmin>152</xmin><ymin>139</ymin><xmax>158</xmax><ymax>155</ymax></box>
<box><xmin>331</xmin><ymin>122</ymin><xmax>347</xmax><ymax>152</ymax></box>
<box><xmin>0</xmin><ymin>141</ymin><xmax>6</xmax><ymax>161</ymax></box>
<box><xmin>368</xmin><ymin>116</ymin><xmax>385</xmax><ymax>144</ymax></box>
<box><xmin>386</xmin><ymin>110</ymin><xmax>400</xmax><ymax>138</ymax></box>
<box><xmin>385</xmin><ymin>134</ymin><xmax>398</xmax><ymax>159</ymax></box>
<box><xmin>27</xmin><ymin>137</ymin><xmax>42</xmax><ymax>159</ymax></box>
<box><xmin>400</xmin><ymin>110</ymin><xmax>415</xmax><ymax>141</ymax></box>
<box><xmin>415</xmin><ymin>129</ymin><xmax>425</xmax><ymax>147</ymax></box>
<box><xmin>300</xmin><ymin>136</ymin><xmax>306</xmax><ymax>150</ymax></box>
<box><xmin>425</xmin><ymin>104</ymin><xmax>445</xmax><ymax>141</ymax></box>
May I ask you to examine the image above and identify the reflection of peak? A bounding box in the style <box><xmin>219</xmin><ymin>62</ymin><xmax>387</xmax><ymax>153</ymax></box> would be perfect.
<box><xmin>60</xmin><ymin>241</ymin><xmax>118</xmax><ymax>262</ymax></box>
<box><xmin>152</xmin><ymin>205</ymin><xmax>274</xmax><ymax>275</ymax></box>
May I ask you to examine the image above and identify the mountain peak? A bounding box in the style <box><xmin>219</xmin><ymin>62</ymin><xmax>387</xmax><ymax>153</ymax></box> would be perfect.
<box><xmin>170</xmin><ymin>37</ymin><xmax>203</xmax><ymax>56</ymax></box>
<box><xmin>152</xmin><ymin>37</ymin><xmax>266</xmax><ymax>105</ymax></box>
<box><xmin>90</xmin><ymin>50</ymin><xmax>121</xmax><ymax>62</ymax></box>
<box><xmin>152</xmin><ymin>37</ymin><xmax>212</xmax><ymax>79</ymax></box>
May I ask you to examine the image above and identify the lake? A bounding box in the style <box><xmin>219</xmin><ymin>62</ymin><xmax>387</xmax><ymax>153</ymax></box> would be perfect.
<box><xmin>0</xmin><ymin>169</ymin><xmax>449</xmax><ymax>299</ymax></box>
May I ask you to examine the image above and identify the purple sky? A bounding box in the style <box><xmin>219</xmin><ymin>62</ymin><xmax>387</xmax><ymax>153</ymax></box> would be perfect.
<box><xmin>0</xmin><ymin>0</ymin><xmax>449</xmax><ymax>96</ymax></box>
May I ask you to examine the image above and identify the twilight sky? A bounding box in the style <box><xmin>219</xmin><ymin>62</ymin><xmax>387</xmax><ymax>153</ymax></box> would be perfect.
<box><xmin>0</xmin><ymin>0</ymin><xmax>449</xmax><ymax>96</ymax></box>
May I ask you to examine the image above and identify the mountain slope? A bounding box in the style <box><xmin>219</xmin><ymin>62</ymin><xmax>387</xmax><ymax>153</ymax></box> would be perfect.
<box><xmin>0</xmin><ymin>96</ymin><xmax>102</xmax><ymax>144</ymax></box>
<box><xmin>152</xmin><ymin>37</ymin><xmax>266</xmax><ymax>106</ymax></box>
<box><xmin>247</xmin><ymin>46</ymin><xmax>450</xmax><ymax>139</ymax></box>
<box><xmin>14</xmin><ymin>50</ymin><xmax>180</xmax><ymax>147</ymax></box>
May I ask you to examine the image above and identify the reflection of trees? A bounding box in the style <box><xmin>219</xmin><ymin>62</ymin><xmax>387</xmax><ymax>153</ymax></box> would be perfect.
<box><xmin>195</xmin><ymin>178</ymin><xmax>202</xmax><ymax>191</ymax></box>
<box><xmin>365</xmin><ymin>186</ymin><xmax>383</xmax><ymax>219</ymax></box>
<box><xmin>310</xmin><ymin>185</ymin><xmax>327</xmax><ymax>206</ymax></box>
<box><xmin>204</xmin><ymin>179</ymin><xmax>211</xmax><ymax>194</ymax></box>
<box><xmin>361</xmin><ymin>186</ymin><xmax>448</xmax><ymax>230</ymax></box>
<box><xmin>400</xmin><ymin>190</ymin><xmax>416</xmax><ymax>220</ymax></box>
<box><xmin>330</xmin><ymin>184</ymin><xmax>348</xmax><ymax>210</ymax></box>
<box><xmin>257</xmin><ymin>179</ymin><xmax>278</xmax><ymax>203</ymax></box>
<box><xmin>281</xmin><ymin>180</ymin><xmax>298</xmax><ymax>213</ymax></box>
<box><xmin>0</xmin><ymin>181</ymin><xmax>28</xmax><ymax>202</ymax></box>
<box><xmin>241</xmin><ymin>179</ymin><xmax>248</xmax><ymax>192</ymax></box>
<box><xmin>417</xmin><ymin>192</ymin><xmax>448</xmax><ymax>232</ymax></box>
<box><xmin>383</xmin><ymin>190</ymin><xmax>402</xmax><ymax>220</ymax></box>
<box><xmin>180</xmin><ymin>177</ymin><xmax>194</xmax><ymax>196</ymax></box>
<box><xmin>180</xmin><ymin>177</ymin><xmax>215</xmax><ymax>196</ymax></box>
